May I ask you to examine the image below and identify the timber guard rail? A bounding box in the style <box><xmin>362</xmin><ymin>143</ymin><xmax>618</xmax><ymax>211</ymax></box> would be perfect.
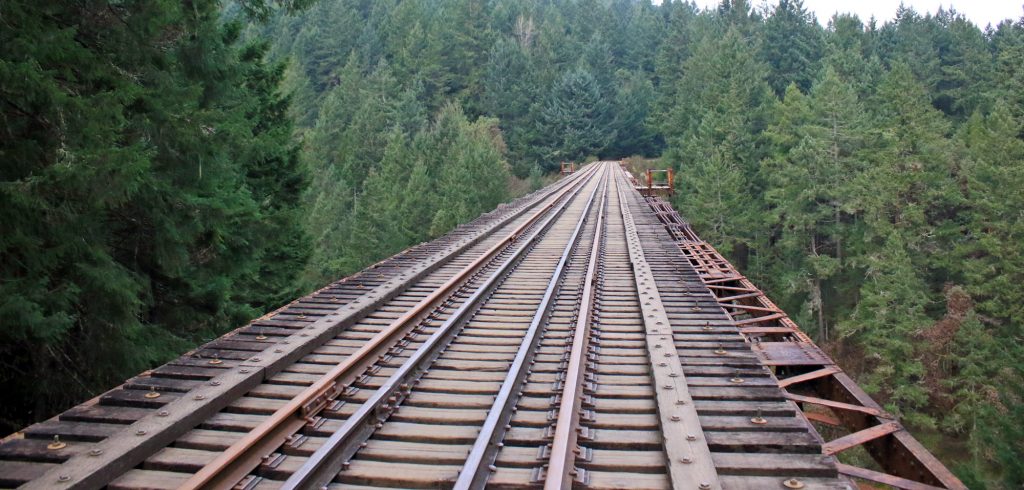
<box><xmin>630</xmin><ymin>171</ymin><xmax>965</xmax><ymax>490</ymax></box>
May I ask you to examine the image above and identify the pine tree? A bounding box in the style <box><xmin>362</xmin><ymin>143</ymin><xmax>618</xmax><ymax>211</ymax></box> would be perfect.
<box><xmin>762</xmin><ymin>70</ymin><xmax>868</xmax><ymax>340</ymax></box>
<box><xmin>482</xmin><ymin>37</ymin><xmax>538</xmax><ymax>176</ymax></box>
<box><xmin>427</xmin><ymin>104</ymin><xmax>511</xmax><ymax>231</ymax></box>
<box><xmin>536</xmin><ymin>67</ymin><xmax>616</xmax><ymax>166</ymax></box>
<box><xmin>401</xmin><ymin>160</ymin><xmax>437</xmax><ymax>244</ymax></box>
<box><xmin>991</xmin><ymin>19</ymin><xmax>1024</xmax><ymax>122</ymax></box>
<box><xmin>838</xmin><ymin>233</ymin><xmax>933</xmax><ymax>426</ymax></box>
<box><xmin>858</xmin><ymin>62</ymin><xmax>960</xmax><ymax>255</ymax></box>
<box><xmin>674</xmin><ymin>148</ymin><xmax>758</xmax><ymax>257</ymax></box>
<box><xmin>607</xmin><ymin>70</ymin><xmax>656</xmax><ymax>157</ymax></box>
<box><xmin>822</xmin><ymin>14</ymin><xmax>886</xmax><ymax>99</ymax></box>
<box><xmin>662</xmin><ymin>26</ymin><xmax>775</xmax><ymax>171</ymax></box>
<box><xmin>233</xmin><ymin>41</ymin><xmax>311</xmax><ymax>310</ymax></box>
<box><xmin>762</xmin><ymin>0</ymin><xmax>824</xmax><ymax>96</ymax></box>
<box><xmin>834</xmin><ymin>62</ymin><xmax>961</xmax><ymax>427</ymax></box>
<box><xmin>957</xmin><ymin>104</ymin><xmax>1024</xmax><ymax>329</ymax></box>
<box><xmin>652</xmin><ymin>2</ymin><xmax>698</xmax><ymax>129</ymax></box>
<box><xmin>350</xmin><ymin>128</ymin><xmax>416</xmax><ymax>265</ymax></box>
<box><xmin>664</xmin><ymin>26</ymin><xmax>774</xmax><ymax>261</ymax></box>
<box><xmin>0</xmin><ymin>0</ymin><xmax>311</xmax><ymax>433</ymax></box>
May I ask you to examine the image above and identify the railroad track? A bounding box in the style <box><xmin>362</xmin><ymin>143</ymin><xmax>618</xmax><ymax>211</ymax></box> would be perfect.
<box><xmin>1</xmin><ymin>162</ymin><xmax>963</xmax><ymax>490</ymax></box>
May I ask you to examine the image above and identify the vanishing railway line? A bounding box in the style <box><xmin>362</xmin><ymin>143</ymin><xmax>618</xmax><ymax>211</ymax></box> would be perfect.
<box><xmin>2</xmin><ymin>162</ymin><xmax>964</xmax><ymax>490</ymax></box>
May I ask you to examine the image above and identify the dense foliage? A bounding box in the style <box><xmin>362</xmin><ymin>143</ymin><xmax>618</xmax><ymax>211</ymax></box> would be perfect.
<box><xmin>2</xmin><ymin>0</ymin><xmax>1023</xmax><ymax>486</ymax></box>
<box><xmin>0</xmin><ymin>0</ymin><xmax>312</xmax><ymax>433</ymax></box>
<box><xmin>655</xmin><ymin>3</ymin><xmax>1024</xmax><ymax>485</ymax></box>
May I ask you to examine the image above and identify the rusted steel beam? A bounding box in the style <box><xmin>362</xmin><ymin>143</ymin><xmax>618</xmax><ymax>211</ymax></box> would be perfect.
<box><xmin>705</xmin><ymin>284</ymin><xmax>757</xmax><ymax>292</ymax></box>
<box><xmin>716</xmin><ymin>291</ymin><xmax>764</xmax><ymax>302</ymax></box>
<box><xmin>777</xmin><ymin>366</ymin><xmax>841</xmax><ymax>389</ymax></box>
<box><xmin>836</xmin><ymin>463</ymin><xmax>948</xmax><ymax>490</ymax></box>
<box><xmin>721</xmin><ymin>303</ymin><xmax>780</xmax><ymax>313</ymax></box>
<box><xmin>804</xmin><ymin>411</ymin><xmax>843</xmax><ymax>426</ymax></box>
<box><xmin>703</xmin><ymin>276</ymin><xmax>746</xmax><ymax>284</ymax></box>
<box><xmin>813</xmin><ymin>371</ymin><xmax>964</xmax><ymax>487</ymax></box>
<box><xmin>823</xmin><ymin>422</ymin><xmax>901</xmax><ymax>455</ymax></box>
<box><xmin>785</xmin><ymin>392</ymin><xmax>884</xmax><ymax>417</ymax></box>
<box><xmin>739</xmin><ymin>326</ymin><xmax>797</xmax><ymax>335</ymax></box>
<box><xmin>733</xmin><ymin>313</ymin><xmax>786</xmax><ymax>325</ymax></box>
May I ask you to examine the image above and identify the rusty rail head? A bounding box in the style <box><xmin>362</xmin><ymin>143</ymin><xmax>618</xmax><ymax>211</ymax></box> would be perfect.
<box><xmin>180</xmin><ymin>164</ymin><xmax>602</xmax><ymax>490</ymax></box>
<box><xmin>543</xmin><ymin>166</ymin><xmax>609</xmax><ymax>490</ymax></box>
<box><xmin>454</xmin><ymin>163</ymin><xmax>610</xmax><ymax>490</ymax></box>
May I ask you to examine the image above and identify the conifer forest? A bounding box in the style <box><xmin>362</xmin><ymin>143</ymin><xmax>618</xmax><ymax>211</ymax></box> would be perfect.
<box><xmin>2</xmin><ymin>0</ymin><xmax>1024</xmax><ymax>487</ymax></box>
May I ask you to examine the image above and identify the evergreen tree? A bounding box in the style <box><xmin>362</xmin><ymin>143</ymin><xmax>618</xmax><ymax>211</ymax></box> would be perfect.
<box><xmin>665</xmin><ymin>26</ymin><xmax>774</xmax><ymax>261</ymax></box>
<box><xmin>349</xmin><ymin>128</ymin><xmax>417</xmax><ymax>264</ymax></box>
<box><xmin>838</xmin><ymin>233</ymin><xmax>933</xmax><ymax>426</ymax></box>
<box><xmin>482</xmin><ymin>37</ymin><xmax>538</xmax><ymax>176</ymax></box>
<box><xmin>991</xmin><ymin>19</ymin><xmax>1024</xmax><ymax>122</ymax></box>
<box><xmin>608</xmin><ymin>70</ymin><xmax>656</xmax><ymax>157</ymax></box>
<box><xmin>426</xmin><ymin>104</ymin><xmax>511</xmax><ymax>232</ymax></box>
<box><xmin>652</xmin><ymin>1</ymin><xmax>698</xmax><ymax>129</ymax></box>
<box><xmin>662</xmin><ymin>27</ymin><xmax>774</xmax><ymax>170</ymax></box>
<box><xmin>823</xmin><ymin>14</ymin><xmax>886</xmax><ymax>98</ymax></box>
<box><xmin>762</xmin><ymin>0</ymin><xmax>824</xmax><ymax>96</ymax></box>
<box><xmin>536</xmin><ymin>67</ymin><xmax>616</xmax><ymax>166</ymax></box>
<box><xmin>0</xmin><ymin>0</ymin><xmax>310</xmax><ymax>433</ymax></box>
<box><xmin>957</xmin><ymin>104</ymin><xmax>1024</xmax><ymax>331</ymax></box>
<box><xmin>857</xmin><ymin>62</ymin><xmax>960</xmax><ymax>255</ymax></box>
<box><xmin>762</xmin><ymin>70</ymin><xmax>868</xmax><ymax>340</ymax></box>
<box><xmin>674</xmin><ymin>148</ymin><xmax>759</xmax><ymax>257</ymax></box>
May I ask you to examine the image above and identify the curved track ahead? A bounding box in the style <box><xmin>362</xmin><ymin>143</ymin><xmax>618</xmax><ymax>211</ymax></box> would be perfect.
<box><xmin>1</xmin><ymin>162</ymin><xmax>963</xmax><ymax>490</ymax></box>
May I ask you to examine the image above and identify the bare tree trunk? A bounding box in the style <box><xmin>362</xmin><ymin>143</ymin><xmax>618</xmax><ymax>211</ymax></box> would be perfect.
<box><xmin>811</xmin><ymin>235</ymin><xmax>826</xmax><ymax>342</ymax></box>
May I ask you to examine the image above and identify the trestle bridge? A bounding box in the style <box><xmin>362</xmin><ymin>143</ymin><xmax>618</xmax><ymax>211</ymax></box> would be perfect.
<box><xmin>0</xmin><ymin>162</ymin><xmax>964</xmax><ymax>489</ymax></box>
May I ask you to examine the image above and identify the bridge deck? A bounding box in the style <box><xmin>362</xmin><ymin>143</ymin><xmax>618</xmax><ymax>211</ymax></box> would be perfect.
<box><xmin>0</xmin><ymin>162</ymin><xmax>962</xmax><ymax>489</ymax></box>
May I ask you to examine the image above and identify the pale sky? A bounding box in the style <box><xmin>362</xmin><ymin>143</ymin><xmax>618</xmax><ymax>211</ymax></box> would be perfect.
<box><xmin>688</xmin><ymin>0</ymin><xmax>1024</xmax><ymax>29</ymax></box>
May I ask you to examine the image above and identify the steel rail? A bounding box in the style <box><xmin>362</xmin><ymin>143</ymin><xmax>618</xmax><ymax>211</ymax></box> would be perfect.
<box><xmin>280</xmin><ymin>165</ymin><xmax>607</xmax><ymax>490</ymax></box>
<box><xmin>181</xmin><ymin>164</ymin><xmax>602</xmax><ymax>490</ymax></box>
<box><xmin>541</xmin><ymin>167</ymin><xmax>608</xmax><ymax>489</ymax></box>
<box><xmin>453</xmin><ymin>164</ymin><xmax>610</xmax><ymax>489</ymax></box>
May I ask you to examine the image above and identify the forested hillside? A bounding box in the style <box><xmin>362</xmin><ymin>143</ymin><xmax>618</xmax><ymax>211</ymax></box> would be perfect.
<box><xmin>2</xmin><ymin>0</ymin><xmax>1023</xmax><ymax>487</ymax></box>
